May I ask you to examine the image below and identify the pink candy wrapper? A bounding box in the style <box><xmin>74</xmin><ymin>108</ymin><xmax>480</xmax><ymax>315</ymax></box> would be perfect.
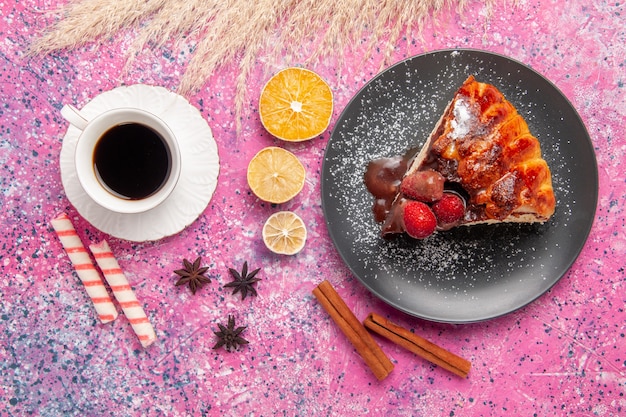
<box><xmin>51</xmin><ymin>213</ymin><xmax>118</xmax><ymax>323</ymax></box>
<box><xmin>90</xmin><ymin>240</ymin><xmax>157</xmax><ymax>348</ymax></box>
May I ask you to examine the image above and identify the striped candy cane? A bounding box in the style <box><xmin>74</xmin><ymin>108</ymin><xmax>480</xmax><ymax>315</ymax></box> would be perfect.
<box><xmin>51</xmin><ymin>213</ymin><xmax>118</xmax><ymax>323</ymax></box>
<box><xmin>89</xmin><ymin>240</ymin><xmax>157</xmax><ymax>348</ymax></box>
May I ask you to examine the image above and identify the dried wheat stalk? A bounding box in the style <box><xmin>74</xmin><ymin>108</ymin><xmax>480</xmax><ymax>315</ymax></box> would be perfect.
<box><xmin>30</xmin><ymin>0</ymin><xmax>498</xmax><ymax>123</ymax></box>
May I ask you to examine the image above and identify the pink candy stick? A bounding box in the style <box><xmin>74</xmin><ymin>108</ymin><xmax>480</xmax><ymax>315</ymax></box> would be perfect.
<box><xmin>51</xmin><ymin>213</ymin><xmax>118</xmax><ymax>323</ymax></box>
<box><xmin>89</xmin><ymin>240</ymin><xmax>157</xmax><ymax>348</ymax></box>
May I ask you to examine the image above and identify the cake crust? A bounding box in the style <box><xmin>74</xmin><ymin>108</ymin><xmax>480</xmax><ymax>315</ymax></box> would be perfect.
<box><xmin>407</xmin><ymin>75</ymin><xmax>556</xmax><ymax>225</ymax></box>
<box><xmin>365</xmin><ymin>76</ymin><xmax>556</xmax><ymax>238</ymax></box>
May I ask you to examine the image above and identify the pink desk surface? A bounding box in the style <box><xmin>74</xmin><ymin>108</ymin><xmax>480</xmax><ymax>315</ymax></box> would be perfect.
<box><xmin>1</xmin><ymin>0</ymin><xmax>625</xmax><ymax>416</ymax></box>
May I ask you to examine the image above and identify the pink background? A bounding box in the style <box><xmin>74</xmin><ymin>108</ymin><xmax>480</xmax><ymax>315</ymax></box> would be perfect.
<box><xmin>1</xmin><ymin>0</ymin><xmax>625</xmax><ymax>415</ymax></box>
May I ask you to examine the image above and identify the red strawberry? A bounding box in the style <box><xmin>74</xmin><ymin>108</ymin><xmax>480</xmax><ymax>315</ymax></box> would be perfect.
<box><xmin>432</xmin><ymin>192</ymin><xmax>466</xmax><ymax>226</ymax></box>
<box><xmin>400</xmin><ymin>170</ymin><xmax>445</xmax><ymax>202</ymax></box>
<box><xmin>403</xmin><ymin>201</ymin><xmax>437</xmax><ymax>239</ymax></box>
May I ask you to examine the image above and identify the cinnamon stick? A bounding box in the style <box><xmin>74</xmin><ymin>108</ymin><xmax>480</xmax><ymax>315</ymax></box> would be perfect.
<box><xmin>364</xmin><ymin>312</ymin><xmax>471</xmax><ymax>378</ymax></box>
<box><xmin>313</xmin><ymin>281</ymin><xmax>394</xmax><ymax>380</ymax></box>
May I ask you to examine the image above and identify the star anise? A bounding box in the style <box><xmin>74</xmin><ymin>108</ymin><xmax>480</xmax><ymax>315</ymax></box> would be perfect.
<box><xmin>174</xmin><ymin>257</ymin><xmax>211</xmax><ymax>295</ymax></box>
<box><xmin>224</xmin><ymin>261</ymin><xmax>261</xmax><ymax>300</ymax></box>
<box><xmin>212</xmin><ymin>315</ymin><xmax>249</xmax><ymax>351</ymax></box>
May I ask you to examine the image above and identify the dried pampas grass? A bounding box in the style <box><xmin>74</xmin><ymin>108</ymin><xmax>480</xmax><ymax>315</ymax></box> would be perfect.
<box><xmin>31</xmin><ymin>0</ymin><xmax>498</xmax><ymax>119</ymax></box>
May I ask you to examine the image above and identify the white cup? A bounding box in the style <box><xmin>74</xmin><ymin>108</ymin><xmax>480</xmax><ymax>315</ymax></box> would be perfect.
<box><xmin>61</xmin><ymin>104</ymin><xmax>181</xmax><ymax>214</ymax></box>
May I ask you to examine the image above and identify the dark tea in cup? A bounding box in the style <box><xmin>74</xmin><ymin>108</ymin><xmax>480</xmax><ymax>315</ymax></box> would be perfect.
<box><xmin>62</xmin><ymin>105</ymin><xmax>181</xmax><ymax>214</ymax></box>
<box><xmin>93</xmin><ymin>123</ymin><xmax>172</xmax><ymax>200</ymax></box>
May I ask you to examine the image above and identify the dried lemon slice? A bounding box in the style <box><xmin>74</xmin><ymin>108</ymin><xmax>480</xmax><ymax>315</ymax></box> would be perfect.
<box><xmin>247</xmin><ymin>146</ymin><xmax>305</xmax><ymax>204</ymax></box>
<box><xmin>262</xmin><ymin>211</ymin><xmax>307</xmax><ymax>255</ymax></box>
<box><xmin>259</xmin><ymin>67</ymin><xmax>333</xmax><ymax>142</ymax></box>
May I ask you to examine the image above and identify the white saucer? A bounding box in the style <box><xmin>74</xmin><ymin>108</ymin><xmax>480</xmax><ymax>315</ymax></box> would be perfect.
<box><xmin>60</xmin><ymin>84</ymin><xmax>220</xmax><ymax>241</ymax></box>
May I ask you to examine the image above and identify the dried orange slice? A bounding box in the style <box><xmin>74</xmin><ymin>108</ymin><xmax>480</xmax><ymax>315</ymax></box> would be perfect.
<box><xmin>262</xmin><ymin>211</ymin><xmax>307</xmax><ymax>255</ymax></box>
<box><xmin>247</xmin><ymin>146</ymin><xmax>305</xmax><ymax>204</ymax></box>
<box><xmin>259</xmin><ymin>67</ymin><xmax>333</xmax><ymax>142</ymax></box>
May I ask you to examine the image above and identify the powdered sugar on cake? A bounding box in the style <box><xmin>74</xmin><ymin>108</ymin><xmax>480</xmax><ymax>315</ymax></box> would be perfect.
<box><xmin>450</xmin><ymin>97</ymin><xmax>477</xmax><ymax>139</ymax></box>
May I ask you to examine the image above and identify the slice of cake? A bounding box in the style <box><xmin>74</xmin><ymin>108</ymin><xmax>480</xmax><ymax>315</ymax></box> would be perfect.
<box><xmin>365</xmin><ymin>75</ymin><xmax>556</xmax><ymax>239</ymax></box>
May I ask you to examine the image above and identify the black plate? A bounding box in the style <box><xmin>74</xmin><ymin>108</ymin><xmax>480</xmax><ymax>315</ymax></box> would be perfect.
<box><xmin>322</xmin><ymin>49</ymin><xmax>598</xmax><ymax>323</ymax></box>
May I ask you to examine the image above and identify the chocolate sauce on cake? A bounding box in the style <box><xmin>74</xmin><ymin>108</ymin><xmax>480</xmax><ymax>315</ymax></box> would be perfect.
<box><xmin>364</xmin><ymin>147</ymin><xmax>420</xmax><ymax>237</ymax></box>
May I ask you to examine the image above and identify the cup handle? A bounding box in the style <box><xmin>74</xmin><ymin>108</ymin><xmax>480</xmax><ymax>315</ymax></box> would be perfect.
<box><xmin>61</xmin><ymin>104</ymin><xmax>89</xmax><ymax>131</ymax></box>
